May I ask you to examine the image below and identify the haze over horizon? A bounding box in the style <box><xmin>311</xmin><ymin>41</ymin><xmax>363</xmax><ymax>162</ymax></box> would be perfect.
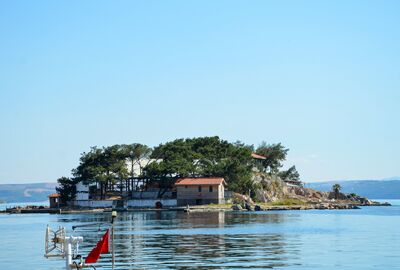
<box><xmin>2</xmin><ymin>177</ymin><xmax>400</xmax><ymax>186</ymax></box>
<box><xmin>1</xmin><ymin>1</ymin><xmax>399</xmax><ymax>184</ymax></box>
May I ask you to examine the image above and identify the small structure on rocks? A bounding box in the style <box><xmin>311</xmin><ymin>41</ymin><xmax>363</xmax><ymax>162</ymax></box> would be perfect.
<box><xmin>48</xmin><ymin>193</ymin><xmax>61</xmax><ymax>208</ymax></box>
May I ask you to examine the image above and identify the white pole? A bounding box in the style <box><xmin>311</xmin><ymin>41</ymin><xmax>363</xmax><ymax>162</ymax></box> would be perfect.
<box><xmin>111</xmin><ymin>211</ymin><xmax>117</xmax><ymax>270</ymax></box>
<box><xmin>65</xmin><ymin>238</ymin><xmax>72</xmax><ymax>270</ymax></box>
<box><xmin>112</xmin><ymin>223</ymin><xmax>115</xmax><ymax>270</ymax></box>
<box><xmin>64</xmin><ymin>236</ymin><xmax>83</xmax><ymax>270</ymax></box>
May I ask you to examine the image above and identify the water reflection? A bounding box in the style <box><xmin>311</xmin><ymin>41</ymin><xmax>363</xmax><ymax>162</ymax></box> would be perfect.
<box><xmin>57</xmin><ymin>211</ymin><xmax>301</xmax><ymax>269</ymax></box>
<box><xmin>1</xmin><ymin>205</ymin><xmax>399</xmax><ymax>270</ymax></box>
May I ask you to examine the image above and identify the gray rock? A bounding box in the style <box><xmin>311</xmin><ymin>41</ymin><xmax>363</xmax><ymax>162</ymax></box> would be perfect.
<box><xmin>232</xmin><ymin>204</ymin><xmax>242</xmax><ymax>211</ymax></box>
<box><xmin>245</xmin><ymin>202</ymin><xmax>253</xmax><ymax>211</ymax></box>
<box><xmin>254</xmin><ymin>205</ymin><xmax>263</xmax><ymax>211</ymax></box>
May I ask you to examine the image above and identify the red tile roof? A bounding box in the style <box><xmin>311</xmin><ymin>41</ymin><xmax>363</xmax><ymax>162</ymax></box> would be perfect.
<box><xmin>48</xmin><ymin>193</ymin><xmax>61</xmax><ymax>198</ymax></box>
<box><xmin>175</xmin><ymin>177</ymin><xmax>225</xmax><ymax>186</ymax></box>
<box><xmin>251</xmin><ymin>153</ymin><xmax>266</xmax><ymax>160</ymax></box>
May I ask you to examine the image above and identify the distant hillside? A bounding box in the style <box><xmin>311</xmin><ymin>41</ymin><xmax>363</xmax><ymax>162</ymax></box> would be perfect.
<box><xmin>306</xmin><ymin>180</ymin><xmax>400</xmax><ymax>199</ymax></box>
<box><xmin>0</xmin><ymin>183</ymin><xmax>57</xmax><ymax>203</ymax></box>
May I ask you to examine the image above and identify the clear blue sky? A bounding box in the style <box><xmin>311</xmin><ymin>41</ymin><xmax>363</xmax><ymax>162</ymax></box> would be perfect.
<box><xmin>1</xmin><ymin>0</ymin><xmax>399</xmax><ymax>184</ymax></box>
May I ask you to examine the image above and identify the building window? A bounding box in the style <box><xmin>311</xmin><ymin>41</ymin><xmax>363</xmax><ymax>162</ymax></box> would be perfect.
<box><xmin>198</xmin><ymin>186</ymin><xmax>202</xmax><ymax>192</ymax></box>
<box><xmin>185</xmin><ymin>185</ymin><xmax>188</xmax><ymax>189</ymax></box>
<box><xmin>209</xmin><ymin>186</ymin><xmax>213</xmax><ymax>192</ymax></box>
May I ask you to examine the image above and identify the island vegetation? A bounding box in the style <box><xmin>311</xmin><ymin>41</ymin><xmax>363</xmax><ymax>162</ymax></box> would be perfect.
<box><xmin>55</xmin><ymin>136</ymin><xmax>386</xmax><ymax>210</ymax></box>
<box><xmin>57</xmin><ymin>136</ymin><xmax>299</xmax><ymax>202</ymax></box>
<box><xmin>332</xmin><ymin>183</ymin><xmax>342</xmax><ymax>199</ymax></box>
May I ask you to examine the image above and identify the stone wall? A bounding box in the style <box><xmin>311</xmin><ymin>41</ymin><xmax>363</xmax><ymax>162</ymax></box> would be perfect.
<box><xmin>131</xmin><ymin>191</ymin><xmax>174</xmax><ymax>199</ymax></box>
<box><xmin>72</xmin><ymin>200</ymin><xmax>113</xmax><ymax>208</ymax></box>
<box><xmin>72</xmin><ymin>199</ymin><xmax>177</xmax><ymax>208</ymax></box>
<box><xmin>127</xmin><ymin>199</ymin><xmax>177</xmax><ymax>208</ymax></box>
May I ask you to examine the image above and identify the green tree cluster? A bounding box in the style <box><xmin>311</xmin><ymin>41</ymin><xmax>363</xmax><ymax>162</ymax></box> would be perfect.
<box><xmin>57</xmin><ymin>144</ymin><xmax>151</xmax><ymax>201</ymax></box>
<box><xmin>145</xmin><ymin>137</ymin><xmax>256</xmax><ymax>196</ymax></box>
<box><xmin>55</xmin><ymin>177</ymin><xmax>78</xmax><ymax>206</ymax></box>
<box><xmin>255</xmin><ymin>142</ymin><xmax>289</xmax><ymax>173</ymax></box>
<box><xmin>332</xmin><ymin>183</ymin><xmax>342</xmax><ymax>199</ymax></box>
<box><xmin>255</xmin><ymin>142</ymin><xmax>300</xmax><ymax>184</ymax></box>
<box><xmin>56</xmin><ymin>137</ymin><xmax>300</xmax><ymax>202</ymax></box>
<box><xmin>278</xmin><ymin>166</ymin><xmax>300</xmax><ymax>183</ymax></box>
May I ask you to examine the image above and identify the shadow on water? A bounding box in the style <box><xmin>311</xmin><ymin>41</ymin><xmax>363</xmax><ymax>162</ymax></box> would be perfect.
<box><xmin>58</xmin><ymin>211</ymin><xmax>302</xmax><ymax>269</ymax></box>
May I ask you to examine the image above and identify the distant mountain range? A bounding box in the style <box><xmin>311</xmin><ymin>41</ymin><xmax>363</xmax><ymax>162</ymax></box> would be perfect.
<box><xmin>306</xmin><ymin>180</ymin><xmax>400</xmax><ymax>199</ymax></box>
<box><xmin>0</xmin><ymin>183</ymin><xmax>57</xmax><ymax>203</ymax></box>
<box><xmin>1</xmin><ymin>179</ymin><xmax>399</xmax><ymax>203</ymax></box>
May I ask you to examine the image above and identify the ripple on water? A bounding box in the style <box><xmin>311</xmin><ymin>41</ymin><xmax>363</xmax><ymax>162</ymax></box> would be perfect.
<box><xmin>1</xmin><ymin>205</ymin><xmax>400</xmax><ymax>269</ymax></box>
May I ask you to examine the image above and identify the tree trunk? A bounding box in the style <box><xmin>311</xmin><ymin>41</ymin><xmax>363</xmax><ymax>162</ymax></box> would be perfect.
<box><xmin>157</xmin><ymin>186</ymin><xmax>169</xmax><ymax>199</ymax></box>
<box><xmin>100</xmin><ymin>182</ymin><xmax>104</xmax><ymax>200</ymax></box>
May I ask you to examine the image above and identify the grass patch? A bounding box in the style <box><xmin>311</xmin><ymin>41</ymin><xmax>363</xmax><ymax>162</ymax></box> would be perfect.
<box><xmin>194</xmin><ymin>203</ymin><xmax>232</xmax><ymax>208</ymax></box>
<box><xmin>270</xmin><ymin>198</ymin><xmax>307</xmax><ymax>206</ymax></box>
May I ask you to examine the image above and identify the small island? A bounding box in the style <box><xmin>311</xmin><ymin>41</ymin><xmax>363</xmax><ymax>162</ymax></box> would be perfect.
<box><xmin>3</xmin><ymin>137</ymin><xmax>389</xmax><ymax>214</ymax></box>
<box><xmin>38</xmin><ymin>136</ymin><xmax>388</xmax><ymax>214</ymax></box>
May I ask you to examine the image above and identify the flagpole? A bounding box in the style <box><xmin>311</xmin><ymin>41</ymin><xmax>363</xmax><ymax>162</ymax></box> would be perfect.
<box><xmin>111</xmin><ymin>211</ymin><xmax>117</xmax><ymax>270</ymax></box>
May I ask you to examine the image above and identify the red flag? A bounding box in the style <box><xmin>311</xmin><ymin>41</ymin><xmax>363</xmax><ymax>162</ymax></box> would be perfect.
<box><xmin>101</xmin><ymin>229</ymin><xmax>109</xmax><ymax>254</ymax></box>
<box><xmin>85</xmin><ymin>229</ymin><xmax>110</xmax><ymax>264</ymax></box>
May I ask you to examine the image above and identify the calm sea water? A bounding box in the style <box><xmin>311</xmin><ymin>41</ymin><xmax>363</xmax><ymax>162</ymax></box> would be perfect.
<box><xmin>0</xmin><ymin>200</ymin><xmax>399</xmax><ymax>270</ymax></box>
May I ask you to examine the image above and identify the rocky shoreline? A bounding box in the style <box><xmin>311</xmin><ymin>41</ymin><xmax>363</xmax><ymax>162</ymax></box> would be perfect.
<box><xmin>0</xmin><ymin>177</ymin><xmax>392</xmax><ymax>215</ymax></box>
<box><xmin>0</xmin><ymin>200</ymin><xmax>391</xmax><ymax>215</ymax></box>
<box><xmin>231</xmin><ymin>201</ymin><xmax>391</xmax><ymax>211</ymax></box>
